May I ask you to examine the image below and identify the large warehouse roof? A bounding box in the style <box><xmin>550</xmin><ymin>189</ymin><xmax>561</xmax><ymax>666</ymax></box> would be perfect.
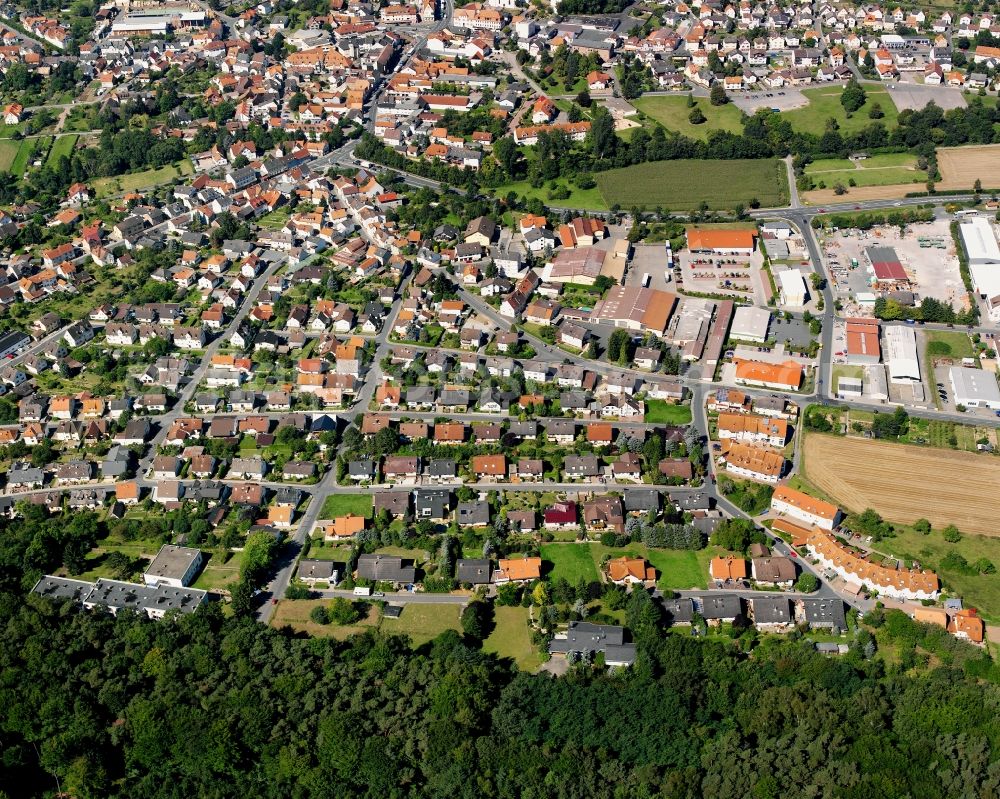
<box><xmin>949</xmin><ymin>366</ymin><xmax>1000</xmax><ymax>405</ymax></box>
<box><xmin>883</xmin><ymin>324</ymin><xmax>920</xmax><ymax>382</ymax></box>
<box><xmin>960</xmin><ymin>217</ymin><xmax>1000</xmax><ymax>264</ymax></box>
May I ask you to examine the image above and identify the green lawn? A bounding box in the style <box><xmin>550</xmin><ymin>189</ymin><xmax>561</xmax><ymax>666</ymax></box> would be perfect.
<box><xmin>482</xmin><ymin>605</ymin><xmax>543</xmax><ymax>671</ymax></box>
<box><xmin>258</xmin><ymin>207</ymin><xmax>292</xmax><ymax>230</ymax></box>
<box><xmin>319</xmin><ymin>494</ymin><xmax>373</xmax><ymax>519</ymax></box>
<box><xmin>633</xmin><ymin>95</ymin><xmax>745</xmax><ymax>142</ymax></box>
<box><xmin>541</xmin><ymin>543</ymin><xmax>600</xmax><ymax>583</ymax></box>
<box><xmin>382</xmin><ymin>603</ymin><xmax>463</xmax><ymax>646</ymax></box>
<box><xmin>494</xmin><ymin>176</ymin><xmax>607</xmax><ymax>211</ymax></box>
<box><xmin>925</xmin><ymin>329</ymin><xmax>975</xmax><ymax>359</ymax></box>
<box><xmin>192</xmin><ymin>551</ymin><xmax>239</xmax><ymax>591</ymax></box>
<box><xmin>805</xmin><ymin>153</ymin><xmax>926</xmax><ymax>188</ymax></box>
<box><xmin>783</xmin><ymin>86</ymin><xmax>900</xmax><ymax>137</ymax></box>
<box><xmin>306</xmin><ymin>542</ymin><xmax>353</xmax><ymax>562</ymax></box>
<box><xmin>645</xmin><ymin>399</ymin><xmax>693</xmax><ymax>424</ymax></box>
<box><xmin>542</xmin><ymin>542</ymin><xmax>712</xmax><ymax>590</ymax></box>
<box><xmin>831</xmin><ymin>364</ymin><xmax>864</xmax><ymax>390</ymax></box>
<box><xmin>0</xmin><ymin>138</ymin><xmax>19</xmax><ymax>172</ymax></box>
<box><xmin>92</xmin><ymin>160</ymin><xmax>195</xmax><ymax>198</ymax></box>
<box><xmin>596</xmin><ymin>159</ymin><xmax>788</xmax><ymax>210</ymax></box>
<box><xmin>46</xmin><ymin>134</ymin><xmax>77</xmax><ymax>166</ymax></box>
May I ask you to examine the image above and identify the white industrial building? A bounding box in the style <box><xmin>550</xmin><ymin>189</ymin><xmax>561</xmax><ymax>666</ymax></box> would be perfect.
<box><xmin>883</xmin><ymin>325</ymin><xmax>920</xmax><ymax>384</ymax></box>
<box><xmin>864</xmin><ymin>364</ymin><xmax>889</xmax><ymax>401</ymax></box>
<box><xmin>143</xmin><ymin>544</ymin><xmax>203</xmax><ymax>588</ymax></box>
<box><xmin>960</xmin><ymin>216</ymin><xmax>1000</xmax><ymax>322</ymax></box>
<box><xmin>729</xmin><ymin>306</ymin><xmax>771</xmax><ymax>343</ymax></box>
<box><xmin>776</xmin><ymin>269</ymin><xmax>807</xmax><ymax>307</ymax></box>
<box><xmin>949</xmin><ymin>366</ymin><xmax>1000</xmax><ymax>409</ymax></box>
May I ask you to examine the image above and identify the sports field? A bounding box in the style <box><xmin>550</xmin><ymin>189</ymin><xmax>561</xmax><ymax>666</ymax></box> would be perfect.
<box><xmin>632</xmin><ymin>95</ymin><xmax>745</xmax><ymax>141</ymax></box>
<box><xmin>937</xmin><ymin>144</ymin><xmax>1000</xmax><ymax>191</ymax></box>
<box><xmin>802</xmin><ymin>433</ymin><xmax>1000</xmax><ymax>535</ymax></box>
<box><xmin>783</xmin><ymin>86</ymin><xmax>899</xmax><ymax>136</ymax></box>
<box><xmin>596</xmin><ymin>158</ymin><xmax>788</xmax><ymax>210</ymax></box>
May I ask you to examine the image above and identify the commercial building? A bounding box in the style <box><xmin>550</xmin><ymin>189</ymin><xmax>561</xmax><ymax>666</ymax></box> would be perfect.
<box><xmin>143</xmin><ymin>544</ymin><xmax>203</xmax><ymax>588</ymax></box>
<box><xmin>729</xmin><ymin>305</ymin><xmax>771</xmax><ymax>343</ymax></box>
<box><xmin>883</xmin><ymin>324</ymin><xmax>920</xmax><ymax>384</ymax></box>
<box><xmin>771</xmin><ymin>485</ymin><xmax>841</xmax><ymax>530</ymax></box>
<box><xmin>960</xmin><ymin>217</ymin><xmax>1000</xmax><ymax>322</ymax></box>
<box><xmin>686</xmin><ymin>228</ymin><xmax>756</xmax><ymax>255</ymax></box>
<box><xmin>864</xmin><ymin>364</ymin><xmax>889</xmax><ymax>400</ymax></box>
<box><xmin>776</xmin><ymin>269</ymin><xmax>808</xmax><ymax>307</ymax></box>
<box><xmin>845</xmin><ymin>317</ymin><xmax>881</xmax><ymax>365</ymax></box>
<box><xmin>949</xmin><ymin>365</ymin><xmax>1000</xmax><ymax>409</ymax></box>
<box><xmin>589</xmin><ymin>286</ymin><xmax>677</xmax><ymax>334</ymax></box>
<box><xmin>733</xmin><ymin>359</ymin><xmax>803</xmax><ymax>391</ymax></box>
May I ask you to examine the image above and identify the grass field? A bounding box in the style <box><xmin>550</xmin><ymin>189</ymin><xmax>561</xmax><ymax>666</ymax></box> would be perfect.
<box><xmin>46</xmin><ymin>134</ymin><xmax>77</xmax><ymax>166</ymax></box>
<box><xmin>494</xmin><ymin>177</ymin><xmax>607</xmax><ymax>211</ymax></box>
<box><xmin>924</xmin><ymin>329</ymin><xmax>975</xmax><ymax>359</ymax></box>
<box><xmin>633</xmin><ymin>95</ymin><xmax>745</xmax><ymax>142</ymax></box>
<box><xmin>319</xmin><ymin>494</ymin><xmax>373</xmax><ymax>519</ymax></box>
<box><xmin>805</xmin><ymin>153</ymin><xmax>926</xmax><ymax>188</ymax></box>
<box><xmin>596</xmin><ymin>159</ymin><xmax>788</xmax><ymax>210</ymax></box>
<box><xmin>541</xmin><ymin>543</ymin><xmax>600</xmax><ymax>583</ymax></box>
<box><xmin>0</xmin><ymin>139</ymin><xmax>19</xmax><ymax>172</ymax></box>
<box><xmin>644</xmin><ymin>399</ymin><xmax>693</xmax><ymax>424</ymax></box>
<box><xmin>271</xmin><ymin>599</ymin><xmax>381</xmax><ymax>639</ymax></box>
<box><xmin>541</xmin><ymin>542</ymin><xmax>711</xmax><ymax>590</ymax></box>
<box><xmin>380</xmin><ymin>603</ymin><xmax>463</xmax><ymax>646</ymax></box>
<box><xmin>193</xmin><ymin>551</ymin><xmax>240</xmax><ymax>591</ymax></box>
<box><xmin>9</xmin><ymin>139</ymin><xmax>35</xmax><ymax>175</ymax></box>
<box><xmin>937</xmin><ymin>144</ymin><xmax>1000</xmax><ymax>190</ymax></box>
<box><xmin>482</xmin><ymin>606</ymin><xmax>543</xmax><ymax>671</ymax></box>
<box><xmin>801</xmin><ymin>432</ymin><xmax>1000</xmax><ymax>535</ymax></box>
<box><xmin>92</xmin><ymin>160</ymin><xmax>195</xmax><ymax>198</ymax></box>
<box><xmin>783</xmin><ymin>86</ymin><xmax>900</xmax><ymax>136</ymax></box>
<box><xmin>831</xmin><ymin>364</ymin><xmax>863</xmax><ymax>391</ymax></box>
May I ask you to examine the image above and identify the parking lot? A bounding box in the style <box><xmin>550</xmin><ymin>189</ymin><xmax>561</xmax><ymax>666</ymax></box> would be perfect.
<box><xmin>731</xmin><ymin>88</ymin><xmax>807</xmax><ymax>115</ymax></box>
<box><xmin>886</xmin><ymin>81</ymin><xmax>968</xmax><ymax>111</ymax></box>
<box><xmin>627</xmin><ymin>244</ymin><xmax>675</xmax><ymax>292</ymax></box>
<box><xmin>676</xmin><ymin>249</ymin><xmax>769</xmax><ymax>305</ymax></box>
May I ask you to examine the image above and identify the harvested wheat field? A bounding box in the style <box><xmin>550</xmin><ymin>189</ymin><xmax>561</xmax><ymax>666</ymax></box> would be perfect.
<box><xmin>801</xmin><ymin>433</ymin><xmax>1000</xmax><ymax>536</ymax></box>
<box><xmin>937</xmin><ymin>144</ymin><xmax>1000</xmax><ymax>191</ymax></box>
<box><xmin>803</xmin><ymin>184</ymin><xmax>921</xmax><ymax>205</ymax></box>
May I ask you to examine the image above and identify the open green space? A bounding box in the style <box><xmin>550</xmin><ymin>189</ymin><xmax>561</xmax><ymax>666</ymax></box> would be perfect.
<box><xmin>644</xmin><ymin>399</ymin><xmax>693</xmax><ymax>424</ymax></box>
<box><xmin>271</xmin><ymin>599</ymin><xmax>380</xmax><ymax>639</ymax></box>
<box><xmin>783</xmin><ymin>85</ymin><xmax>900</xmax><ymax>137</ymax></box>
<box><xmin>542</xmin><ymin>541</ymin><xmax>712</xmax><ymax>590</ymax></box>
<box><xmin>831</xmin><ymin>364</ymin><xmax>863</xmax><ymax>390</ymax></box>
<box><xmin>92</xmin><ymin>160</ymin><xmax>195</xmax><ymax>198</ymax></box>
<box><xmin>305</xmin><ymin>541</ymin><xmax>353</xmax><ymax>562</ymax></box>
<box><xmin>633</xmin><ymin>95</ymin><xmax>745</xmax><ymax>142</ymax></box>
<box><xmin>0</xmin><ymin>138</ymin><xmax>19</xmax><ymax>172</ymax></box>
<box><xmin>482</xmin><ymin>605</ymin><xmax>543</xmax><ymax>671</ymax></box>
<box><xmin>46</xmin><ymin>134</ymin><xmax>77</xmax><ymax>166</ymax></box>
<box><xmin>192</xmin><ymin>552</ymin><xmax>240</xmax><ymax>591</ymax></box>
<box><xmin>596</xmin><ymin>159</ymin><xmax>788</xmax><ymax>210</ymax></box>
<box><xmin>925</xmin><ymin>329</ymin><xmax>975</xmax><ymax>359</ymax></box>
<box><xmin>257</xmin><ymin>207</ymin><xmax>292</xmax><ymax>230</ymax></box>
<box><xmin>540</xmin><ymin>542</ymin><xmax>600</xmax><ymax>583</ymax></box>
<box><xmin>380</xmin><ymin>602</ymin><xmax>463</xmax><ymax>646</ymax></box>
<box><xmin>805</xmin><ymin>153</ymin><xmax>926</xmax><ymax>188</ymax></box>
<box><xmin>494</xmin><ymin>176</ymin><xmax>607</xmax><ymax>211</ymax></box>
<box><xmin>319</xmin><ymin>493</ymin><xmax>373</xmax><ymax>519</ymax></box>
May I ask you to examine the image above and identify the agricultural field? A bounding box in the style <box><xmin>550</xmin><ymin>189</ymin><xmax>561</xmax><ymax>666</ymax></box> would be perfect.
<box><xmin>801</xmin><ymin>432</ymin><xmax>1000</xmax><ymax>535</ymax></box>
<box><xmin>632</xmin><ymin>95</ymin><xmax>745</xmax><ymax>142</ymax></box>
<box><xmin>804</xmin><ymin>153</ymin><xmax>927</xmax><ymax>188</ymax></box>
<box><xmin>783</xmin><ymin>86</ymin><xmax>900</xmax><ymax>136</ymax></box>
<box><xmin>644</xmin><ymin>399</ymin><xmax>693</xmax><ymax>424</ymax></box>
<box><xmin>596</xmin><ymin>158</ymin><xmax>788</xmax><ymax>210</ymax></box>
<box><xmin>46</xmin><ymin>134</ymin><xmax>77</xmax><ymax>166</ymax></box>
<box><xmin>482</xmin><ymin>606</ymin><xmax>543</xmax><ymax>671</ymax></box>
<box><xmin>937</xmin><ymin>143</ymin><xmax>1000</xmax><ymax>191</ymax></box>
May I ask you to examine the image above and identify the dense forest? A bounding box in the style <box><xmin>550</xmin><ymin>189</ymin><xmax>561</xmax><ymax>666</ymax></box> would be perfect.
<box><xmin>2</xmin><ymin>580</ymin><xmax>1000</xmax><ymax>798</ymax></box>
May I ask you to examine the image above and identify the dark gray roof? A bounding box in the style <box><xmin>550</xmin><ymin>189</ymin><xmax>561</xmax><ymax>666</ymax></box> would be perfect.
<box><xmin>457</xmin><ymin>501</ymin><xmax>490</xmax><ymax>526</ymax></box>
<box><xmin>699</xmin><ymin>594</ymin><xmax>742</xmax><ymax>620</ymax></box>
<box><xmin>548</xmin><ymin>621</ymin><xmax>636</xmax><ymax>665</ymax></box>
<box><xmin>751</xmin><ymin>596</ymin><xmax>792</xmax><ymax>625</ymax></box>
<box><xmin>297</xmin><ymin>559</ymin><xmax>338</xmax><ymax>581</ymax></box>
<box><xmin>624</xmin><ymin>489</ymin><xmax>659</xmax><ymax>513</ymax></box>
<box><xmin>456</xmin><ymin>558</ymin><xmax>491</xmax><ymax>584</ymax></box>
<box><xmin>659</xmin><ymin>596</ymin><xmax>694</xmax><ymax>623</ymax></box>
<box><xmin>802</xmin><ymin>598</ymin><xmax>847</xmax><ymax>631</ymax></box>
<box><xmin>356</xmin><ymin>554</ymin><xmax>416</xmax><ymax>583</ymax></box>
